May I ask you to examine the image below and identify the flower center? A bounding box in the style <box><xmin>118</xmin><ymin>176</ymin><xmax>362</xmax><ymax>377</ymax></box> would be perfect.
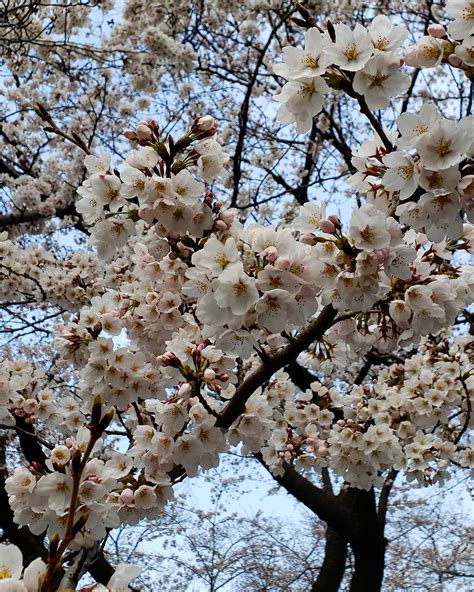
<box><xmin>398</xmin><ymin>164</ymin><xmax>414</xmax><ymax>180</ymax></box>
<box><xmin>302</xmin><ymin>53</ymin><xmax>319</xmax><ymax>68</ymax></box>
<box><xmin>436</xmin><ymin>139</ymin><xmax>451</xmax><ymax>157</ymax></box>
<box><xmin>0</xmin><ymin>567</ymin><xmax>12</xmax><ymax>579</ymax></box>
<box><xmin>369</xmin><ymin>73</ymin><xmax>388</xmax><ymax>87</ymax></box>
<box><xmin>414</xmin><ymin>125</ymin><xmax>428</xmax><ymax>135</ymax></box>
<box><xmin>425</xmin><ymin>171</ymin><xmax>442</xmax><ymax>188</ymax></box>
<box><xmin>373</xmin><ymin>36</ymin><xmax>389</xmax><ymax>50</ymax></box>
<box><xmin>297</xmin><ymin>82</ymin><xmax>314</xmax><ymax>97</ymax></box>
<box><xmin>463</xmin><ymin>7</ymin><xmax>474</xmax><ymax>20</ymax></box>
<box><xmin>360</xmin><ymin>225</ymin><xmax>375</xmax><ymax>242</ymax></box>
<box><xmin>422</xmin><ymin>45</ymin><xmax>441</xmax><ymax>59</ymax></box>
<box><xmin>233</xmin><ymin>281</ymin><xmax>248</xmax><ymax>297</ymax></box>
<box><xmin>343</xmin><ymin>43</ymin><xmax>359</xmax><ymax>61</ymax></box>
<box><xmin>215</xmin><ymin>253</ymin><xmax>228</xmax><ymax>266</ymax></box>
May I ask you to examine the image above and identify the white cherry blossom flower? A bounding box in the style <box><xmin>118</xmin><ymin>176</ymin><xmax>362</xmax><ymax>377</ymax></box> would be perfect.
<box><xmin>0</xmin><ymin>544</ymin><xmax>22</xmax><ymax>581</ymax></box>
<box><xmin>416</xmin><ymin>118</ymin><xmax>469</xmax><ymax>170</ymax></box>
<box><xmin>349</xmin><ymin>204</ymin><xmax>392</xmax><ymax>250</ymax></box>
<box><xmin>368</xmin><ymin>15</ymin><xmax>408</xmax><ymax>51</ymax></box>
<box><xmin>418</xmin><ymin>165</ymin><xmax>460</xmax><ymax>192</ymax></box>
<box><xmin>213</xmin><ymin>268</ymin><xmax>259</xmax><ymax>315</ymax></box>
<box><xmin>255</xmin><ymin>289</ymin><xmax>302</xmax><ymax>333</ymax></box>
<box><xmin>84</xmin><ymin>151</ymin><xmax>111</xmax><ymax>175</ymax></box>
<box><xmin>274</xmin><ymin>28</ymin><xmax>329</xmax><ymax>79</ymax></box>
<box><xmin>353</xmin><ymin>53</ymin><xmax>410</xmax><ymax>110</ymax></box>
<box><xmin>126</xmin><ymin>146</ymin><xmax>159</xmax><ymax>169</ymax></box>
<box><xmin>324</xmin><ymin>23</ymin><xmax>373</xmax><ymax>71</ymax></box>
<box><xmin>292</xmin><ymin>202</ymin><xmax>327</xmax><ymax>233</ymax></box>
<box><xmin>384</xmin><ymin>245</ymin><xmax>416</xmax><ymax>280</ymax></box>
<box><xmin>134</xmin><ymin>485</ymin><xmax>157</xmax><ymax>509</ymax></box>
<box><xmin>171</xmin><ymin>169</ymin><xmax>204</xmax><ymax>204</ymax></box>
<box><xmin>396</xmin><ymin>104</ymin><xmax>440</xmax><ymax>148</ymax></box>
<box><xmin>274</xmin><ymin>77</ymin><xmax>329</xmax><ymax>133</ymax></box>
<box><xmin>35</xmin><ymin>473</ymin><xmax>74</xmax><ymax>512</ymax></box>
<box><xmin>446</xmin><ymin>0</ymin><xmax>474</xmax><ymax>39</ymax></box>
<box><xmin>381</xmin><ymin>152</ymin><xmax>419</xmax><ymax>199</ymax></box>
<box><xmin>404</xmin><ymin>36</ymin><xmax>444</xmax><ymax>68</ymax></box>
<box><xmin>191</xmin><ymin>237</ymin><xmax>241</xmax><ymax>275</ymax></box>
<box><xmin>389</xmin><ymin>299</ymin><xmax>412</xmax><ymax>328</ymax></box>
<box><xmin>455</xmin><ymin>36</ymin><xmax>474</xmax><ymax>65</ymax></box>
<box><xmin>120</xmin><ymin>165</ymin><xmax>148</xmax><ymax>200</ymax></box>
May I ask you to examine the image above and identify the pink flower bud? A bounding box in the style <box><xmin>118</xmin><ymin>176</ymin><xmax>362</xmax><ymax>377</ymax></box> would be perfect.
<box><xmin>157</xmin><ymin>352</ymin><xmax>181</xmax><ymax>368</ymax></box>
<box><xmin>448</xmin><ymin>54</ymin><xmax>463</xmax><ymax>67</ymax></box>
<box><xmin>178</xmin><ymin>383</ymin><xmax>193</xmax><ymax>398</ymax></box>
<box><xmin>192</xmin><ymin>115</ymin><xmax>217</xmax><ymax>136</ymax></box>
<box><xmin>327</xmin><ymin>215</ymin><xmax>341</xmax><ymax>229</ymax></box>
<box><xmin>204</xmin><ymin>193</ymin><xmax>214</xmax><ymax>207</ymax></box>
<box><xmin>204</xmin><ymin>368</ymin><xmax>216</xmax><ymax>381</ymax></box>
<box><xmin>120</xmin><ymin>488</ymin><xmax>134</xmax><ymax>505</ymax></box>
<box><xmin>265</xmin><ymin>246</ymin><xmax>278</xmax><ymax>262</ymax></box>
<box><xmin>404</xmin><ymin>47</ymin><xmax>420</xmax><ymax>67</ymax></box>
<box><xmin>427</xmin><ymin>24</ymin><xmax>447</xmax><ymax>38</ymax></box>
<box><xmin>214</xmin><ymin>220</ymin><xmax>228</xmax><ymax>231</ymax></box>
<box><xmin>123</xmin><ymin>129</ymin><xmax>137</xmax><ymax>140</ymax></box>
<box><xmin>274</xmin><ymin>257</ymin><xmax>290</xmax><ymax>271</ymax></box>
<box><xmin>319</xmin><ymin>219</ymin><xmax>336</xmax><ymax>234</ymax></box>
<box><xmin>136</xmin><ymin>123</ymin><xmax>153</xmax><ymax>141</ymax></box>
<box><xmin>219</xmin><ymin>211</ymin><xmax>234</xmax><ymax>225</ymax></box>
<box><xmin>197</xmin><ymin>115</ymin><xmax>216</xmax><ymax>131</ymax></box>
<box><xmin>299</xmin><ymin>233</ymin><xmax>317</xmax><ymax>245</ymax></box>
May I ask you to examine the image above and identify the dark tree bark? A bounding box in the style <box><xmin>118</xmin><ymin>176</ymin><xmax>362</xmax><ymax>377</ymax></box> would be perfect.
<box><xmin>311</xmin><ymin>526</ymin><xmax>348</xmax><ymax>592</ymax></box>
<box><xmin>347</xmin><ymin>488</ymin><xmax>386</xmax><ymax>592</ymax></box>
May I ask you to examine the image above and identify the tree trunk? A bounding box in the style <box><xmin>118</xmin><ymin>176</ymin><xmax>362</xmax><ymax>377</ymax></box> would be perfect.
<box><xmin>311</xmin><ymin>526</ymin><xmax>348</xmax><ymax>592</ymax></box>
<box><xmin>348</xmin><ymin>488</ymin><xmax>386</xmax><ymax>592</ymax></box>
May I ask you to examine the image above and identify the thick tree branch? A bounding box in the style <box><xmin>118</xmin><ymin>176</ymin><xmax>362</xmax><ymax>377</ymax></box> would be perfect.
<box><xmin>218</xmin><ymin>305</ymin><xmax>337</xmax><ymax>427</ymax></box>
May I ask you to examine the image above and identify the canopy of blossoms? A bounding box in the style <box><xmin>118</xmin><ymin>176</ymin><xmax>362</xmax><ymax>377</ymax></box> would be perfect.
<box><xmin>0</xmin><ymin>1</ymin><xmax>473</xmax><ymax>590</ymax></box>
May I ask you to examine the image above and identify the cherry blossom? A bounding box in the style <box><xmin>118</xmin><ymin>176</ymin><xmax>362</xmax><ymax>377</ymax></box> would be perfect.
<box><xmin>353</xmin><ymin>53</ymin><xmax>410</xmax><ymax>109</ymax></box>
<box><xmin>273</xmin><ymin>77</ymin><xmax>330</xmax><ymax>133</ymax></box>
<box><xmin>274</xmin><ymin>28</ymin><xmax>329</xmax><ymax>79</ymax></box>
<box><xmin>446</xmin><ymin>0</ymin><xmax>474</xmax><ymax>39</ymax></box>
<box><xmin>324</xmin><ymin>23</ymin><xmax>373</xmax><ymax>71</ymax></box>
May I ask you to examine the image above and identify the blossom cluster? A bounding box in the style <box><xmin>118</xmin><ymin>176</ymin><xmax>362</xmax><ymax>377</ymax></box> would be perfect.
<box><xmin>234</xmin><ymin>336</ymin><xmax>474</xmax><ymax>490</ymax></box>
<box><xmin>350</xmin><ymin>106</ymin><xmax>473</xmax><ymax>240</ymax></box>
<box><xmin>273</xmin><ymin>16</ymin><xmax>411</xmax><ymax>132</ymax></box>
<box><xmin>0</xmin><ymin>232</ymin><xmax>100</xmax><ymax>311</ymax></box>
<box><xmin>0</xmin><ymin>543</ymin><xmax>140</xmax><ymax>592</ymax></box>
<box><xmin>273</xmin><ymin>2</ymin><xmax>474</xmax><ymax>133</ymax></box>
